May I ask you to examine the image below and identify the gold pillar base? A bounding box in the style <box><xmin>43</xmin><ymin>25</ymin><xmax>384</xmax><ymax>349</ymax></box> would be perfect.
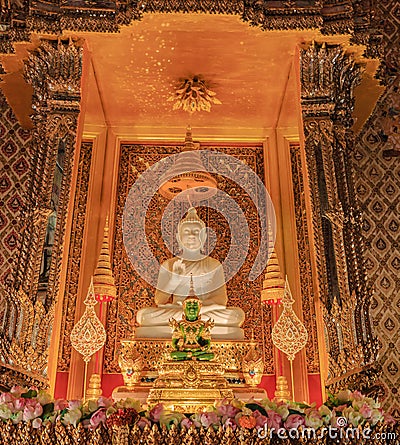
<box><xmin>274</xmin><ymin>375</ymin><xmax>291</xmax><ymax>402</ymax></box>
<box><xmin>86</xmin><ymin>373</ymin><xmax>103</xmax><ymax>400</ymax></box>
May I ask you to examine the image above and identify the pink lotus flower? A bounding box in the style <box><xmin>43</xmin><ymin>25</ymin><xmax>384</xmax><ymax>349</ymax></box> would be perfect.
<box><xmin>90</xmin><ymin>408</ymin><xmax>106</xmax><ymax>429</ymax></box>
<box><xmin>13</xmin><ymin>398</ymin><xmax>26</xmax><ymax>411</ymax></box>
<box><xmin>10</xmin><ymin>386</ymin><xmax>25</xmax><ymax>398</ymax></box>
<box><xmin>253</xmin><ymin>410</ymin><xmax>268</xmax><ymax>429</ymax></box>
<box><xmin>351</xmin><ymin>391</ymin><xmax>363</xmax><ymax>401</ymax></box>
<box><xmin>181</xmin><ymin>417</ymin><xmax>193</xmax><ymax>429</ymax></box>
<box><xmin>199</xmin><ymin>411</ymin><xmax>219</xmax><ymax>429</ymax></box>
<box><xmin>284</xmin><ymin>414</ymin><xmax>305</xmax><ymax>429</ymax></box>
<box><xmin>216</xmin><ymin>403</ymin><xmax>240</xmax><ymax>418</ymax></box>
<box><xmin>0</xmin><ymin>393</ymin><xmax>14</xmax><ymax>404</ymax></box>
<box><xmin>54</xmin><ymin>399</ymin><xmax>69</xmax><ymax>411</ymax></box>
<box><xmin>149</xmin><ymin>403</ymin><xmax>164</xmax><ymax>422</ymax></box>
<box><xmin>137</xmin><ymin>417</ymin><xmax>151</xmax><ymax>430</ymax></box>
<box><xmin>359</xmin><ymin>403</ymin><xmax>373</xmax><ymax>418</ymax></box>
<box><xmin>68</xmin><ymin>400</ymin><xmax>81</xmax><ymax>410</ymax></box>
<box><xmin>266</xmin><ymin>410</ymin><xmax>282</xmax><ymax>430</ymax></box>
<box><xmin>23</xmin><ymin>403</ymin><xmax>43</xmax><ymax>422</ymax></box>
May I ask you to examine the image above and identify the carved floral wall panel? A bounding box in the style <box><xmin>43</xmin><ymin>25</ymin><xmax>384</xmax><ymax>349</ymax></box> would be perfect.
<box><xmin>103</xmin><ymin>143</ymin><xmax>275</xmax><ymax>374</ymax></box>
<box><xmin>351</xmin><ymin>0</ymin><xmax>400</xmax><ymax>418</ymax></box>
<box><xmin>0</xmin><ymin>91</ymin><xmax>32</xmax><ymax>291</ymax></box>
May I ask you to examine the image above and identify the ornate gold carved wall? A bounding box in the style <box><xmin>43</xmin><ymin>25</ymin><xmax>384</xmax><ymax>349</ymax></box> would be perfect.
<box><xmin>352</xmin><ymin>2</ymin><xmax>400</xmax><ymax>418</ymax></box>
<box><xmin>0</xmin><ymin>39</ymin><xmax>82</xmax><ymax>388</ymax></box>
<box><xmin>0</xmin><ymin>86</ymin><xmax>35</xmax><ymax>387</ymax></box>
<box><xmin>300</xmin><ymin>42</ymin><xmax>380</xmax><ymax>396</ymax></box>
<box><xmin>103</xmin><ymin>143</ymin><xmax>275</xmax><ymax>375</ymax></box>
<box><xmin>57</xmin><ymin>141</ymin><xmax>94</xmax><ymax>372</ymax></box>
<box><xmin>290</xmin><ymin>144</ymin><xmax>319</xmax><ymax>374</ymax></box>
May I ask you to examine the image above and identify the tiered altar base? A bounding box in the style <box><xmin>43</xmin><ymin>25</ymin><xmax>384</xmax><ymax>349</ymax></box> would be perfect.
<box><xmin>113</xmin><ymin>338</ymin><xmax>267</xmax><ymax>408</ymax></box>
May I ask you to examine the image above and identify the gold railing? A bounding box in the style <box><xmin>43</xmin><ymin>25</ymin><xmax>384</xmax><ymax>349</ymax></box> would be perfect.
<box><xmin>0</xmin><ymin>421</ymin><xmax>397</xmax><ymax>445</ymax></box>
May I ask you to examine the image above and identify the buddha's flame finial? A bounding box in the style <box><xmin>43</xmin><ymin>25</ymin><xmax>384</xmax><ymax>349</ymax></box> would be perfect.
<box><xmin>189</xmin><ymin>273</ymin><xmax>195</xmax><ymax>297</ymax></box>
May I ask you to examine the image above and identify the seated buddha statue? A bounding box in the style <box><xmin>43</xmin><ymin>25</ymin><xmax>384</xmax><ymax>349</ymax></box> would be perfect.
<box><xmin>169</xmin><ymin>282</ymin><xmax>214</xmax><ymax>361</ymax></box>
<box><xmin>135</xmin><ymin>207</ymin><xmax>245</xmax><ymax>340</ymax></box>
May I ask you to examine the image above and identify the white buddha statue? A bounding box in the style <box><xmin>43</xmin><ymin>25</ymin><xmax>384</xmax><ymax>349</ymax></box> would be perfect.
<box><xmin>135</xmin><ymin>207</ymin><xmax>245</xmax><ymax>340</ymax></box>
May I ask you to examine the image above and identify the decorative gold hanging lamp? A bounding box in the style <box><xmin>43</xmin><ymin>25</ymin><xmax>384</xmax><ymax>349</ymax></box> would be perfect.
<box><xmin>271</xmin><ymin>278</ymin><xmax>308</xmax><ymax>401</ymax></box>
<box><xmin>158</xmin><ymin>125</ymin><xmax>218</xmax><ymax>202</ymax></box>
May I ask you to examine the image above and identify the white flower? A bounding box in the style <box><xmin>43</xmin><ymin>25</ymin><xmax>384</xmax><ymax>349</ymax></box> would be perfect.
<box><xmin>32</xmin><ymin>418</ymin><xmax>43</xmax><ymax>429</ymax></box>
<box><xmin>62</xmin><ymin>408</ymin><xmax>82</xmax><ymax>427</ymax></box>
<box><xmin>0</xmin><ymin>405</ymin><xmax>12</xmax><ymax>420</ymax></box>
<box><xmin>37</xmin><ymin>390</ymin><xmax>52</xmax><ymax>406</ymax></box>
<box><xmin>336</xmin><ymin>390</ymin><xmax>352</xmax><ymax>403</ymax></box>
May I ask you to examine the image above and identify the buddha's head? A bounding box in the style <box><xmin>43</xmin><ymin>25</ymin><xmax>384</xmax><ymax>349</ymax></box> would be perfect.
<box><xmin>177</xmin><ymin>207</ymin><xmax>206</xmax><ymax>252</ymax></box>
<box><xmin>183</xmin><ymin>296</ymin><xmax>202</xmax><ymax>321</ymax></box>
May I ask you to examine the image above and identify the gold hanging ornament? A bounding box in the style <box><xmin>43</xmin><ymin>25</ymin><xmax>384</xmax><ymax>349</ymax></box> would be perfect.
<box><xmin>70</xmin><ymin>278</ymin><xmax>107</xmax><ymax>400</ymax></box>
<box><xmin>271</xmin><ymin>277</ymin><xmax>308</xmax><ymax>400</ymax></box>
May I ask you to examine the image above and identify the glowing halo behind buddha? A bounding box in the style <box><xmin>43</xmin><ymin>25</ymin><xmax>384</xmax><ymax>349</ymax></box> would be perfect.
<box><xmin>122</xmin><ymin>150</ymin><xmax>276</xmax><ymax>288</ymax></box>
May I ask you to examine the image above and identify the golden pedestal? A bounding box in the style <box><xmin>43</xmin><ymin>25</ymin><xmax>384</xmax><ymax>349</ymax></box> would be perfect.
<box><xmin>147</xmin><ymin>359</ymin><xmax>234</xmax><ymax>411</ymax></box>
<box><xmin>114</xmin><ymin>338</ymin><xmax>268</xmax><ymax>408</ymax></box>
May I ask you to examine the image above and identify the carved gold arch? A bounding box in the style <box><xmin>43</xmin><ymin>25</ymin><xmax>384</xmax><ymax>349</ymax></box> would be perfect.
<box><xmin>0</xmin><ymin>0</ymin><xmax>397</xmax><ymax>414</ymax></box>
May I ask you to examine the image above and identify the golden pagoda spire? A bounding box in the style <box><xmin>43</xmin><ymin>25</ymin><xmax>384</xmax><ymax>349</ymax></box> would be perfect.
<box><xmin>93</xmin><ymin>216</ymin><xmax>116</xmax><ymax>303</ymax></box>
<box><xmin>261</xmin><ymin>225</ymin><xmax>285</xmax><ymax>305</ymax></box>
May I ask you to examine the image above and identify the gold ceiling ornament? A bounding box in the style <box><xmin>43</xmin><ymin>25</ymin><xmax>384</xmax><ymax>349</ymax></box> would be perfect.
<box><xmin>70</xmin><ymin>278</ymin><xmax>107</xmax><ymax>400</ymax></box>
<box><xmin>167</xmin><ymin>75</ymin><xmax>222</xmax><ymax>114</ymax></box>
<box><xmin>93</xmin><ymin>216</ymin><xmax>116</xmax><ymax>303</ymax></box>
<box><xmin>158</xmin><ymin>126</ymin><xmax>218</xmax><ymax>202</ymax></box>
<box><xmin>271</xmin><ymin>277</ymin><xmax>308</xmax><ymax>400</ymax></box>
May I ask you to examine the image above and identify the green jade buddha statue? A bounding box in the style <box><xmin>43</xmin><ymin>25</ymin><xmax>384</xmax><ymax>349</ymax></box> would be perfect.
<box><xmin>169</xmin><ymin>275</ymin><xmax>215</xmax><ymax>361</ymax></box>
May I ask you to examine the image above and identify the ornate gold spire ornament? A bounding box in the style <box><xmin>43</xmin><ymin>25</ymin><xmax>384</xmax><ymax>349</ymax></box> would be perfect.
<box><xmin>271</xmin><ymin>278</ymin><xmax>308</xmax><ymax>400</ymax></box>
<box><xmin>93</xmin><ymin>217</ymin><xmax>116</xmax><ymax>303</ymax></box>
<box><xmin>261</xmin><ymin>234</ymin><xmax>285</xmax><ymax>305</ymax></box>
<box><xmin>168</xmin><ymin>75</ymin><xmax>221</xmax><ymax>113</ymax></box>
<box><xmin>70</xmin><ymin>278</ymin><xmax>107</xmax><ymax>400</ymax></box>
<box><xmin>158</xmin><ymin>126</ymin><xmax>218</xmax><ymax>202</ymax></box>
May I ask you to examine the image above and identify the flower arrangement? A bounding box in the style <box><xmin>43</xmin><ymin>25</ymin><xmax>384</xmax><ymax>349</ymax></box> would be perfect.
<box><xmin>0</xmin><ymin>386</ymin><xmax>395</xmax><ymax>433</ymax></box>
